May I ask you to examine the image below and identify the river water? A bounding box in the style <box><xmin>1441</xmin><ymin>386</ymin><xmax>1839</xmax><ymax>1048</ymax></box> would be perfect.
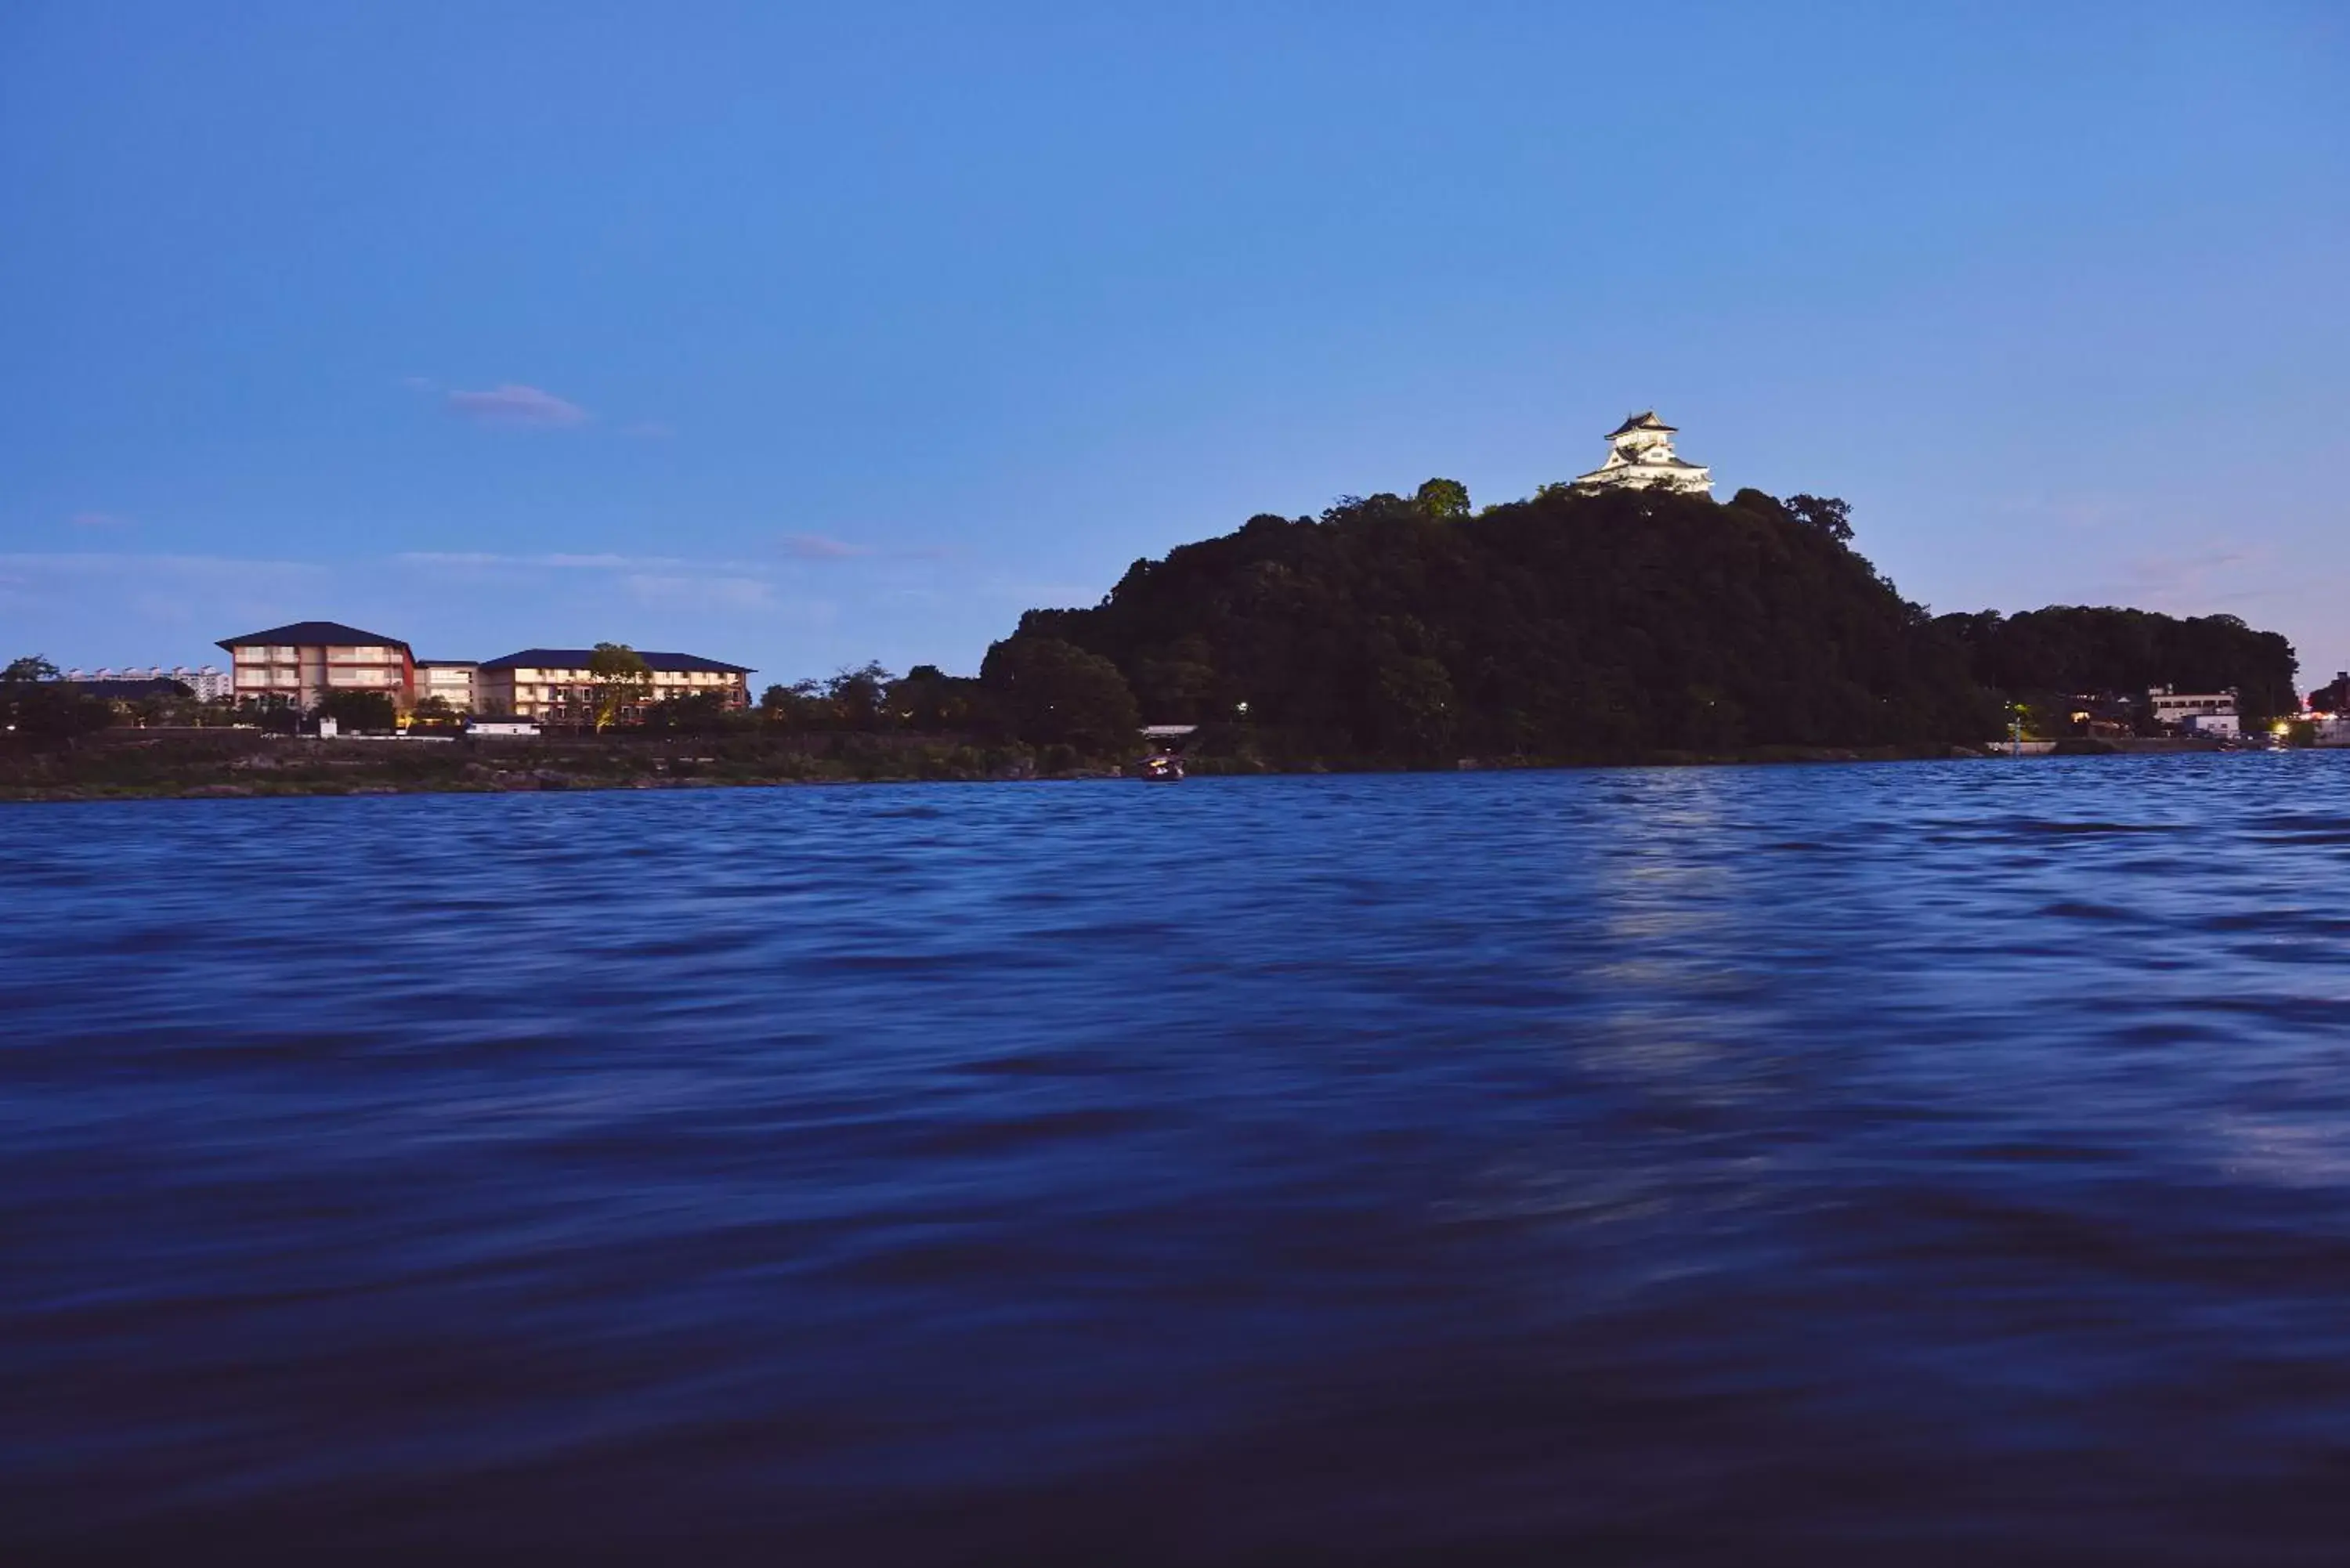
<box><xmin>6</xmin><ymin>755</ymin><xmax>2350</xmax><ymax>1564</ymax></box>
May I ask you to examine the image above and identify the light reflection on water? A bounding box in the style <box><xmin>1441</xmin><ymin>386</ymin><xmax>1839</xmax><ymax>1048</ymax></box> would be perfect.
<box><xmin>5</xmin><ymin>753</ymin><xmax>2350</xmax><ymax>1564</ymax></box>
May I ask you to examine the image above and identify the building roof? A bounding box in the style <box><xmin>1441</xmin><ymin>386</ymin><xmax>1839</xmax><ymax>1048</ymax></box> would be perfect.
<box><xmin>479</xmin><ymin>649</ymin><xmax>754</xmax><ymax>674</ymax></box>
<box><xmin>218</xmin><ymin>621</ymin><xmax>412</xmax><ymax>652</ymax></box>
<box><xmin>415</xmin><ymin>659</ymin><xmax>479</xmax><ymax>670</ymax></box>
<box><xmin>1608</xmin><ymin>411</ymin><xmax>1676</xmax><ymax>437</ymax></box>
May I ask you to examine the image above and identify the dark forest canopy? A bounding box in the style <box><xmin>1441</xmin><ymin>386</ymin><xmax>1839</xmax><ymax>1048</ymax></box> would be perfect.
<box><xmin>1932</xmin><ymin>605</ymin><xmax>2299</xmax><ymax>721</ymax></box>
<box><xmin>1002</xmin><ymin>486</ymin><xmax>1998</xmax><ymax>760</ymax></box>
<box><xmin>989</xmin><ymin>485</ymin><xmax>2302</xmax><ymax>760</ymax></box>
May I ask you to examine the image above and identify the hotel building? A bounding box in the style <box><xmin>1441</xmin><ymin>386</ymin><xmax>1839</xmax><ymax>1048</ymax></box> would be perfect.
<box><xmin>218</xmin><ymin>622</ymin><xmax>416</xmax><ymax>711</ymax></box>
<box><xmin>475</xmin><ymin>649</ymin><xmax>754</xmax><ymax>724</ymax></box>
<box><xmin>415</xmin><ymin>660</ymin><xmax>480</xmax><ymax>714</ymax></box>
<box><xmin>2148</xmin><ymin>685</ymin><xmax>2240</xmax><ymax>734</ymax></box>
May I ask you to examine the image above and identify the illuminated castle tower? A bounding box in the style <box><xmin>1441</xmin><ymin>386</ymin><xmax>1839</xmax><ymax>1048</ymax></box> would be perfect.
<box><xmin>1571</xmin><ymin>411</ymin><xmax>1712</xmax><ymax>497</ymax></box>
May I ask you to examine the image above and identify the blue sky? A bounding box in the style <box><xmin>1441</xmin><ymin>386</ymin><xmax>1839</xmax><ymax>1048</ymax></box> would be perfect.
<box><xmin>4</xmin><ymin>2</ymin><xmax>2345</xmax><ymax>688</ymax></box>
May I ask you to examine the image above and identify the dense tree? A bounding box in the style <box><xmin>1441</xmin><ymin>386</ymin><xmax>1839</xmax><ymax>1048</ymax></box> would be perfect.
<box><xmin>753</xmin><ymin>663</ymin><xmax>991</xmax><ymax>735</ymax></box>
<box><xmin>888</xmin><ymin>664</ymin><xmax>986</xmax><ymax>732</ymax></box>
<box><xmin>979</xmin><ymin>636</ymin><xmax>1141</xmax><ymax>750</ymax></box>
<box><xmin>730</xmin><ymin>489</ymin><xmax>2300</xmax><ymax>768</ymax></box>
<box><xmin>1371</xmin><ymin>652</ymin><xmax>1457</xmax><ymax>757</ymax></box>
<box><xmin>640</xmin><ymin>691</ymin><xmax>743</xmax><ymax>735</ymax></box>
<box><xmin>758</xmin><ymin>680</ymin><xmax>824</xmax><ymax>729</ymax></box>
<box><xmin>588</xmin><ymin>642</ymin><xmax>652</xmax><ymax>731</ymax></box>
<box><xmin>826</xmin><ymin>662</ymin><xmax>892</xmax><ymax>730</ymax></box>
<box><xmin>1006</xmin><ymin>486</ymin><xmax>1998</xmax><ymax>759</ymax></box>
<box><xmin>236</xmin><ymin>695</ymin><xmax>301</xmax><ymax>735</ymax></box>
<box><xmin>315</xmin><ymin>688</ymin><xmax>397</xmax><ymax>732</ymax></box>
<box><xmin>1933</xmin><ymin>607</ymin><xmax>2298</xmax><ymax>721</ymax></box>
<box><xmin>1783</xmin><ymin>494</ymin><xmax>1854</xmax><ymax>543</ymax></box>
<box><xmin>2</xmin><ymin>656</ymin><xmax>114</xmax><ymax>746</ymax></box>
<box><xmin>1415</xmin><ymin>478</ymin><xmax>1471</xmax><ymax>520</ymax></box>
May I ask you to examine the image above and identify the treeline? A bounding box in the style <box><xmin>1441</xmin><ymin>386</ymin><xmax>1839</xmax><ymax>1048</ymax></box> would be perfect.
<box><xmin>736</xmin><ymin>652</ymin><xmax>1137</xmax><ymax>752</ymax></box>
<box><xmin>997</xmin><ymin>485</ymin><xmax>1998</xmax><ymax>760</ymax></box>
<box><xmin>1932</xmin><ymin>606</ymin><xmax>2299</xmax><ymax>721</ymax></box>
<box><xmin>470</xmin><ymin>656</ymin><xmax>1141</xmax><ymax>751</ymax></box>
<box><xmin>0</xmin><ymin>659</ymin><xmax>118</xmax><ymax>744</ymax></box>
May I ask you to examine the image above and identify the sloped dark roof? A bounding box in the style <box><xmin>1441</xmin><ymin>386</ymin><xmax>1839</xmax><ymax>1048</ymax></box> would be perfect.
<box><xmin>217</xmin><ymin>621</ymin><xmax>411</xmax><ymax>652</ymax></box>
<box><xmin>1608</xmin><ymin>411</ymin><xmax>1676</xmax><ymax>436</ymax></box>
<box><xmin>478</xmin><ymin>649</ymin><xmax>754</xmax><ymax>675</ymax></box>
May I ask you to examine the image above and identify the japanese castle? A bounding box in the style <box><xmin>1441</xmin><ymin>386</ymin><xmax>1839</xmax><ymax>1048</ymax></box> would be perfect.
<box><xmin>1572</xmin><ymin>411</ymin><xmax>1713</xmax><ymax>497</ymax></box>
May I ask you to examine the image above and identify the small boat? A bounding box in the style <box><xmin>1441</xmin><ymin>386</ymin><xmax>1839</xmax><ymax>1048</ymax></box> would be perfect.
<box><xmin>1133</xmin><ymin>723</ymin><xmax>1196</xmax><ymax>782</ymax></box>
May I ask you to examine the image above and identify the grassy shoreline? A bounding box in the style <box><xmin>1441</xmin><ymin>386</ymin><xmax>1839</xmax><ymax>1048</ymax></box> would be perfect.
<box><xmin>0</xmin><ymin>731</ymin><xmax>2128</xmax><ymax>802</ymax></box>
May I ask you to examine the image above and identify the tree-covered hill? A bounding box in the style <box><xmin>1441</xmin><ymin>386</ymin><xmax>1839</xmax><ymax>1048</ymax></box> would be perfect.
<box><xmin>1932</xmin><ymin>606</ymin><xmax>2299</xmax><ymax>722</ymax></box>
<box><xmin>1005</xmin><ymin>486</ymin><xmax>2001</xmax><ymax>761</ymax></box>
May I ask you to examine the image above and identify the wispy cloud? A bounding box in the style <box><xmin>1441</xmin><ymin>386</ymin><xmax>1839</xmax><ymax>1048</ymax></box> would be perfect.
<box><xmin>445</xmin><ymin>384</ymin><xmax>591</xmax><ymax>428</ymax></box>
<box><xmin>544</xmin><ymin>552</ymin><xmax>654</xmax><ymax>569</ymax></box>
<box><xmin>0</xmin><ymin>552</ymin><xmax>333</xmax><ymax>631</ymax></box>
<box><xmin>397</xmin><ymin>551</ymin><xmax>508</xmax><ymax>568</ymax></box>
<box><xmin>0</xmin><ymin>551</ymin><xmax>324</xmax><ymax>580</ymax></box>
<box><xmin>782</xmin><ymin>533</ymin><xmax>871</xmax><ymax>561</ymax></box>
<box><xmin>398</xmin><ymin>551</ymin><xmax>689</xmax><ymax>571</ymax></box>
<box><xmin>624</xmin><ymin>573</ymin><xmax>773</xmax><ymax>611</ymax></box>
<box><xmin>392</xmin><ymin>549</ymin><xmax>783</xmax><ymax>619</ymax></box>
<box><xmin>1992</xmin><ymin>491</ymin><xmax>2134</xmax><ymax>533</ymax></box>
<box><xmin>980</xmin><ymin>572</ymin><xmax>1104</xmax><ymax>607</ymax></box>
<box><xmin>2097</xmin><ymin>545</ymin><xmax>2274</xmax><ymax>611</ymax></box>
<box><xmin>69</xmin><ymin>511</ymin><xmax>131</xmax><ymax>529</ymax></box>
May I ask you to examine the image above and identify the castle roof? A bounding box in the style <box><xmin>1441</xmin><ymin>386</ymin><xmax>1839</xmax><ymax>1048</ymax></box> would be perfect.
<box><xmin>1609</xmin><ymin>411</ymin><xmax>1676</xmax><ymax>437</ymax></box>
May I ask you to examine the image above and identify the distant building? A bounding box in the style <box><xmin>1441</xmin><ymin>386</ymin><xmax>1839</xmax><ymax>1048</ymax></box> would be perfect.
<box><xmin>219</xmin><ymin>622</ymin><xmax>416</xmax><ymax>712</ymax></box>
<box><xmin>209</xmin><ymin>623</ymin><xmax>757</xmax><ymax>725</ymax></box>
<box><xmin>2149</xmin><ymin>685</ymin><xmax>2239</xmax><ymax>734</ymax></box>
<box><xmin>467</xmin><ymin>716</ymin><xmax>540</xmax><ymax>737</ymax></box>
<box><xmin>2180</xmin><ymin>711</ymin><xmax>2241</xmax><ymax>738</ymax></box>
<box><xmin>61</xmin><ymin>665</ymin><xmax>230</xmax><ymax>701</ymax></box>
<box><xmin>61</xmin><ymin>676</ymin><xmax>193</xmax><ymax>703</ymax></box>
<box><xmin>416</xmin><ymin>660</ymin><xmax>479</xmax><ymax>714</ymax></box>
<box><xmin>475</xmin><ymin>649</ymin><xmax>754</xmax><ymax>724</ymax></box>
<box><xmin>1572</xmin><ymin>412</ymin><xmax>1713</xmax><ymax>497</ymax></box>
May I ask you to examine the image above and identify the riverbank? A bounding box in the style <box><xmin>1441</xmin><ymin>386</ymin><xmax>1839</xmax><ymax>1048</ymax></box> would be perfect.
<box><xmin>0</xmin><ymin>730</ymin><xmax>2243</xmax><ymax>802</ymax></box>
<box><xmin>0</xmin><ymin>730</ymin><xmax>1074</xmax><ymax>801</ymax></box>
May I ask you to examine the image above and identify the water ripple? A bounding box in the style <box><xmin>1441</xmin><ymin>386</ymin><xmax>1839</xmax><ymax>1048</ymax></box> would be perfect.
<box><xmin>5</xmin><ymin>753</ymin><xmax>2350</xmax><ymax>1563</ymax></box>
